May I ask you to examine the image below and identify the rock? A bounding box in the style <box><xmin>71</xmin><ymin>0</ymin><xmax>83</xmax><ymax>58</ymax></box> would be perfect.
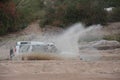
<box><xmin>79</xmin><ymin>40</ymin><xmax>120</xmax><ymax>50</ymax></box>
<box><xmin>91</xmin><ymin>40</ymin><xmax>120</xmax><ymax>50</ymax></box>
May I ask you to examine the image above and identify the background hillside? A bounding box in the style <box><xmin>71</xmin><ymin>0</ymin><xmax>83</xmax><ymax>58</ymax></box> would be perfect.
<box><xmin>0</xmin><ymin>0</ymin><xmax>120</xmax><ymax>35</ymax></box>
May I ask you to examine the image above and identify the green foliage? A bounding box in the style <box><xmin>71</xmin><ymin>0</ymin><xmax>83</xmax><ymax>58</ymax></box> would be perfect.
<box><xmin>94</xmin><ymin>0</ymin><xmax>120</xmax><ymax>8</ymax></box>
<box><xmin>40</xmin><ymin>0</ymin><xmax>108</xmax><ymax>27</ymax></box>
<box><xmin>0</xmin><ymin>0</ymin><xmax>120</xmax><ymax>35</ymax></box>
<box><xmin>110</xmin><ymin>8</ymin><xmax>120</xmax><ymax>22</ymax></box>
<box><xmin>0</xmin><ymin>0</ymin><xmax>19</xmax><ymax>35</ymax></box>
<box><xmin>15</xmin><ymin>0</ymin><xmax>44</xmax><ymax>19</ymax></box>
<box><xmin>0</xmin><ymin>0</ymin><xmax>11</xmax><ymax>3</ymax></box>
<box><xmin>0</xmin><ymin>0</ymin><xmax>45</xmax><ymax>35</ymax></box>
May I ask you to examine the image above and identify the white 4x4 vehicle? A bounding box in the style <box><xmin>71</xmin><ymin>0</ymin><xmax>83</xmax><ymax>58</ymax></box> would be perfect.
<box><xmin>11</xmin><ymin>41</ymin><xmax>58</xmax><ymax>58</ymax></box>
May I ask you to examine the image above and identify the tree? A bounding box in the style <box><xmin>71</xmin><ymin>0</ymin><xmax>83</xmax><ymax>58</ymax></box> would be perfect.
<box><xmin>0</xmin><ymin>0</ymin><xmax>17</xmax><ymax>35</ymax></box>
<box><xmin>41</xmin><ymin>0</ymin><xmax>107</xmax><ymax>27</ymax></box>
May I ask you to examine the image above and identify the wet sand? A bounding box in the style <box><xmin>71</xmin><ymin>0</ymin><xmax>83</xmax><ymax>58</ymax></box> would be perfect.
<box><xmin>0</xmin><ymin>60</ymin><xmax>120</xmax><ymax>80</ymax></box>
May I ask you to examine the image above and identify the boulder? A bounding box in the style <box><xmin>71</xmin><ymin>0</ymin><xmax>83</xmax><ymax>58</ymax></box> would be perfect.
<box><xmin>79</xmin><ymin>40</ymin><xmax>120</xmax><ymax>50</ymax></box>
<box><xmin>91</xmin><ymin>40</ymin><xmax>120</xmax><ymax>50</ymax></box>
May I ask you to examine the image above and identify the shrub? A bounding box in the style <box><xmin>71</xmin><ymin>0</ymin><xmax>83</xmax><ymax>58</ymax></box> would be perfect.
<box><xmin>110</xmin><ymin>8</ymin><xmax>120</xmax><ymax>22</ymax></box>
<box><xmin>0</xmin><ymin>0</ymin><xmax>45</xmax><ymax>35</ymax></box>
<box><xmin>41</xmin><ymin>0</ymin><xmax>107</xmax><ymax>27</ymax></box>
<box><xmin>0</xmin><ymin>1</ymin><xmax>19</xmax><ymax>35</ymax></box>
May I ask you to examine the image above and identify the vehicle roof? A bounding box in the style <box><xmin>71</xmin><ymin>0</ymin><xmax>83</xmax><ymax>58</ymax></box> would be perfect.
<box><xmin>16</xmin><ymin>41</ymin><xmax>54</xmax><ymax>45</ymax></box>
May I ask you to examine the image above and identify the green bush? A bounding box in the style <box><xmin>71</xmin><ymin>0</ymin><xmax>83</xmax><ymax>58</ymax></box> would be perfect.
<box><xmin>0</xmin><ymin>0</ymin><xmax>44</xmax><ymax>35</ymax></box>
<box><xmin>40</xmin><ymin>0</ymin><xmax>107</xmax><ymax>27</ymax></box>
<box><xmin>1</xmin><ymin>0</ymin><xmax>120</xmax><ymax>35</ymax></box>
<box><xmin>111</xmin><ymin>8</ymin><xmax>120</xmax><ymax>22</ymax></box>
<box><xmin>0</xmin><ymin>0</ymin><xmax>19</xmax><ymax>35</ymax></box>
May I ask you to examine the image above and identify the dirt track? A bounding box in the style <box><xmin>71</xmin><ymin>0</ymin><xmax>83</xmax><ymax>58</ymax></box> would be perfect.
<box><xmin>0</xmin><ymin>22</ymin><xmax>120</xmax><ymax>80</ymax></box>
<box><xmin>0</xmin><ymin>60</ymin><xmax>120</xmax><ymax>80</ymax></box>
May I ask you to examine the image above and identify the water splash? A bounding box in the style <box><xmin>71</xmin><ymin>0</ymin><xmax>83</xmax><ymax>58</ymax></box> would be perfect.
<box><xmin>7</xmin><ymin>23</ymin><xmax>103</xmax><ymax>60</ymax></box>
<box><xmin>48</xmin><ymin>23</ymin><xmax>103</xmax><ymax>59</ymax></box>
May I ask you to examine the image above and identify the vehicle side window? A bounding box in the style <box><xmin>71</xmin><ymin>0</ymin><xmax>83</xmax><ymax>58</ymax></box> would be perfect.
<box><xmin>32</xmin><ymin>45</ymin><xmax>47</xmax><ymax>53</ymax></box>
<box><xmin>19</xmin><ymin>45</ymin><xmax>30</xmax><ymax>53</ymax></box>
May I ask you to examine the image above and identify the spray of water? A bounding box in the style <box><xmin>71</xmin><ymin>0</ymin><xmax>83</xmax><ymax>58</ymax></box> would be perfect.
<box><xmin>35</xmin><ymin>23</ymin><xmax>103</xmax><ymax>59</ymax></box>
<box><xmin>9</xmin><ymin>23</ymin><xmax>103</xmax><ymax>60</ymax></box>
